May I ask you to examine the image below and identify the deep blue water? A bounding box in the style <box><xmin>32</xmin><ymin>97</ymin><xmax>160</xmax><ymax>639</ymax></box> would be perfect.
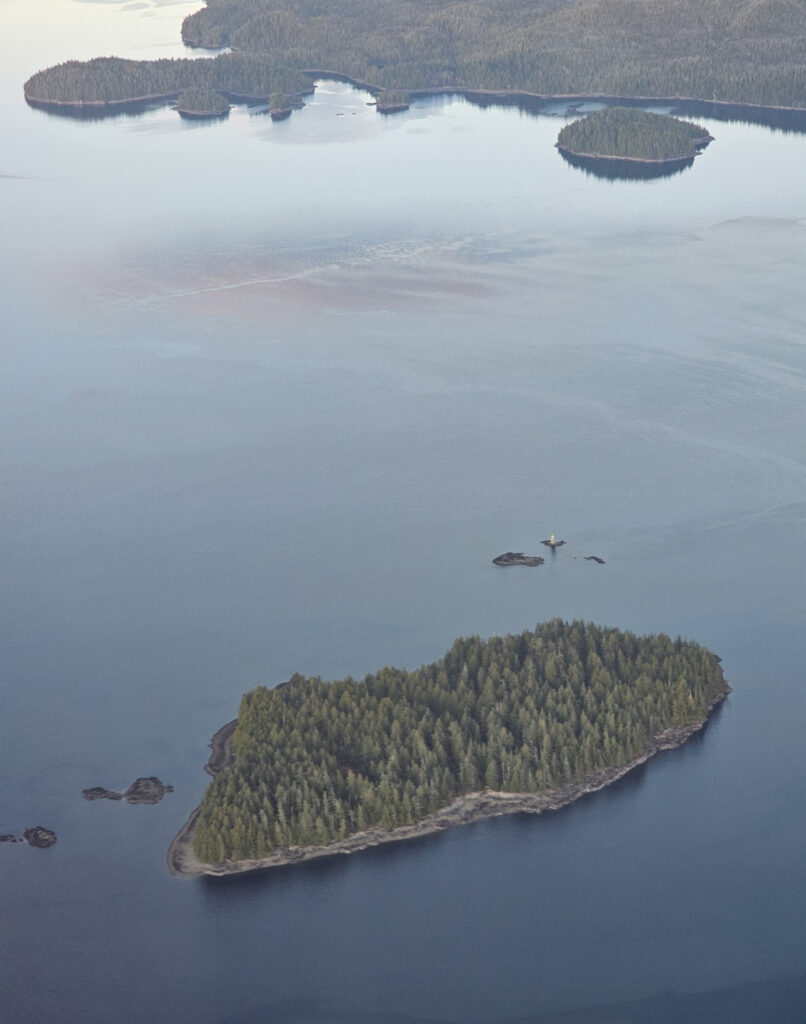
<box><xmin>2</xmin><ymin>2</ymin><xmax>806</xmax><ymax>1021</ymax></box>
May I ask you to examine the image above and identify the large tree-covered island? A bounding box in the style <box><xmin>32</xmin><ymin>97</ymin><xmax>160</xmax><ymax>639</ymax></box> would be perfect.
<box><xmin>168</xmin><ymin>620</ymin><xmax>729</xmax><ymax>877</ymax></box>
<box><xmin>557</xmin><ymin>108</ymin><xmax>713</xmax><ymax>163</ymax></box>
<box><xmin>23</xmin><ymin>0</ymin><xmax>806</xmax><ymax>116</ymax></box>
<box><xmin>556</xmin><ymin>107</ymin><xmax>714</xmax><ymax>179</ymax></box>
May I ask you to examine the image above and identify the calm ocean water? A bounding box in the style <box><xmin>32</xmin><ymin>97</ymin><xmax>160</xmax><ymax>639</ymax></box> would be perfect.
<box><xmin>2</xmin><ymin>2</ymin><xmax>805</xmax><ymax>1021</ymax></box>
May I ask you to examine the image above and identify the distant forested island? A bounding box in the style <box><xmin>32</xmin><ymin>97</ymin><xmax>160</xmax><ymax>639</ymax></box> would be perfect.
<box><xmin>175</xmin><ymin>87</ymin><xmax>230</xmax><ymax>118</ymax></box>
<box><xmin>24</xmin><ymin>0</ymin><xmax>806</xmax><ymax>114</ymax></box>
<box><xmin>375</xmin><ymin>91</ymin><xmax>411</xmax><ymax>114</ymax></box>
<box><xmin>168</xmin><ymin>620</ymin><xmax>729</xmax><ymax>876</ymax></box>
<box><xmin>558</xmin><ymin>108</ymin><xmax>713</xmax><ymax>162</ymax></box>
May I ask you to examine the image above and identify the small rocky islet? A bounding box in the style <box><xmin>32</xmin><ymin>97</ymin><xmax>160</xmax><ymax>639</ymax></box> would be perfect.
<box><xmin>82</xmin><ymin>776</ymin><xmax>174</xmax><ymax>805</ymax></box>
<box><xmin>23</xmin><ymin>826</ymin><xmax>58</xmax><ymax>848</ymax></box>
<box><xmin>494</xmin><ymin>538</ymin><xmax>605</xmax><ymax>565</ymax></box>
<box><xmin>2</xmin><ymin>827</ymin><xmax>57</xmax><ymax>847</ymax></box>
<box><xmin>493</xmin><ymin>551</ymin><xmax>545</xmax><ymax>566</ymax></box>
<box><xmin>3</xmin><ymin>778</ymin><xmax>173</xmax><ymax>851</ymax></box>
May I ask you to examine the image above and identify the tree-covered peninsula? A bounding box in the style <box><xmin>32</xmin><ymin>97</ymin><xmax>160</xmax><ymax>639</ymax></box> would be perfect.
<box><xmin>23</xmin><ymin>53</ymin><xmax>310</xmax><ymax>109</ymax></box>
<box><xmin>24</xmin><ymin>0</ymin><xmax>806</xmax><ymax>113</ymax></box>
<box><xmin>557</xmin><ymin>108</ymin><xmax>713</xmax><ymax>162</ymax></box>
<box><xmin>176</xmin><ymin>620</ymin><xmax>729</xmax><ymax>874</ymax></box>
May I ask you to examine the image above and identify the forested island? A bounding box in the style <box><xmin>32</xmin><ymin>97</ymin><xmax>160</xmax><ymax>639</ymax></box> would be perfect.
<box><xmin>169</xmin><ymin>620</ymin><xmax>729</xmax><ymax>877</ymax></box>
<box><xmin>375</xmin><ymin>91</ymin><xmax>411</xmax><ymax>114</ymax></box>
<box><xmin>23</xmin><ymin>0</ymin><xmax>806</xmax><ymax>115</ymax></box>
<box><xmin>175</xmin><ymin>87</ymin><xmax>230</xmax><ymax>118</ymax></box>
<box><xmin>557</xmin><ymin>108</ymin><xmax>712</xmax><ymax>162</ymax></box>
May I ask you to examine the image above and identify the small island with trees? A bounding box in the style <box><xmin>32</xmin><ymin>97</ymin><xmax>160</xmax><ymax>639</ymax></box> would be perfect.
<box><xmin>557</xmin><ymin>108</ymin><xmax>713</xmax><ymax>163</ymax></box>
<box><xmin>168</xmin><ymin>619</ymin><xmax>730</xmax><ymax>877</ymax></box>
<box><xmin>375</xmin><ymin>91</ymin><xmax>411</xmax><ymax>114</ymax></box>
<box><xmin>175</xmin><ymin>87</ymin><xmax>229</xmax><ymax>119</ymax></box>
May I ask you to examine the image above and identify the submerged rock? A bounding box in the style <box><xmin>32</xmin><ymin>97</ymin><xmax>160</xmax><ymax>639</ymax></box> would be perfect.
<box><xmin>0</xmin><ymin>833</ymin><xmax>18</xmax><ymax>843</ymax></box>
<box><xmin>23</xmin><ymin>826</ymin><xmax>57</xmax><ymax>848</ymax></box>
<box><xmin>493</xmin><ymin>552</ymin><xmax>545</xmax><ymax>566</ymax></box>
<box><xmin>585</xmin><ymin>555</ymin><xmax>606</xmax><ymax>564</ymax></box>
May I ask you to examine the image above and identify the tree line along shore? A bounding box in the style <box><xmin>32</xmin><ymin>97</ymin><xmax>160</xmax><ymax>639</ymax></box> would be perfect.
<box><xmin>184</xmin><ymin>620</ymin><xmax>729</xmax><ymax>869</ymax></box>
<box><xmin>23</xmin><ymin>0</ymin><xmax>806</xmax><ymax>112</ymax></box>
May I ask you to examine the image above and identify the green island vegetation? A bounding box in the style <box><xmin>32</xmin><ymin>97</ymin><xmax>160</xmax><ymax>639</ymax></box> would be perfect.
<box><xmin>557</xmin><ymin>108</ymin><xmax>712</xmax><ymax>162</ymax></box>
<box><xmin>192</xmin><ymin>619</ymin><xmax>727</xmax><ymax>864</ymax></box>
<box><xmin>23</xmin><ymin>0</ymin><xmax>806</xmax><ymax>111</ymax></box>
<box><xmin>23</xmin><ymin>52</ymin><xmax>309</xmax><ymax>106</ymax></box>
<box><xmin>269</xmin><ymin>90</ymin><xmax>305</xmax><ymax>117</ymax></box>
<box><xmin>269</xmin><ymin>90</ymin><xmax>291</xmax><ymax>113</ymax></box>
<box><xmin>376</xmin><ymin>90</ymin><xmax>411</xmax><ymax>113</ymax></box>
<box><xmin>175</xmin><ymin>86</ymin><xmax>230</xmax><ymax>116</ymax></box>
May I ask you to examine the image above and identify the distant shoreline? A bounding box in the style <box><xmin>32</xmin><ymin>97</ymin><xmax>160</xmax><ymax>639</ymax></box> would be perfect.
<box><xmin>167</xmin><ymin>685</ymin><xmax>730</xmax><ymax>879</ymax></box>
<box><xmin>24</xmin><ymin>73</ymin><xmax>806</xmax><ymax>122</ymax></box>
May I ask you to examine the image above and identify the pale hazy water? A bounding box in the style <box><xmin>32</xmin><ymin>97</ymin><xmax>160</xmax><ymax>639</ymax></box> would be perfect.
<box><xmin>2</xmin><ymin>2</ymin><xmax>806</xmax><ymax>1021</ymax></box>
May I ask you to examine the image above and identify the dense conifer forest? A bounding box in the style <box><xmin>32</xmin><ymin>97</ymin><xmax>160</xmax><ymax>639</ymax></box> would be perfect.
<box><xmin>24</xmin><ymin>53</ymin><xmax>309</xmax><ymax>105</ymax></box>
<box><xmin>24</xmin><ymin>0</ymin><xmax>806</xmax><ymax>110</ymax></box>
<box><xmin>193</xmin><ymin>620</ymin><xmax>727</xmax><ymax>864</ymax></box>
<box><xmin>557</xmin><ymin>108</ymin><xmax>712</xmax><ymax>160</ymax></box>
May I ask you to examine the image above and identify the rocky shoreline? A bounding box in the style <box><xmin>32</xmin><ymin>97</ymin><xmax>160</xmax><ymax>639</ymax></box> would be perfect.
<box><xmin>167</xmin><ymin>685</ymin><xmax>730</xmax><ymax>879</ymax></box>
<box><xmin>556</xmin><ymin>141</ymin><xmax>712</xmax><ymax>165</ymax></box>
<box><xmin>166</xmin><ymin>719</ymin><xmax>238</xmax><ymax>876</ymax></box>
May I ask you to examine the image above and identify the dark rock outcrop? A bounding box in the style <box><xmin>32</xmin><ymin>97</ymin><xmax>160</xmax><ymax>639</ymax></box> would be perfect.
<box><xmin>83</xmin><ymin>777</ymin><xmax>174</xmax><ymax>804</ymax></box>
<box><xmin>124</xmin><ymin>777</ymin><xmax>174</xmax><ymax>805</ymax></box>
<box><xmin>493</xmin><ymin>551</ymin><xmax>545</xmax><ymax>566</ymax></box>
<box><xmin>82</xmin><ymin>786</ymin><xmax>123</xmax><ymax>801</ymax></box>
<box><xmin>23</xmin><ymin>826</ymin><xmax>57</xmax><ymax>848</ymax></box>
